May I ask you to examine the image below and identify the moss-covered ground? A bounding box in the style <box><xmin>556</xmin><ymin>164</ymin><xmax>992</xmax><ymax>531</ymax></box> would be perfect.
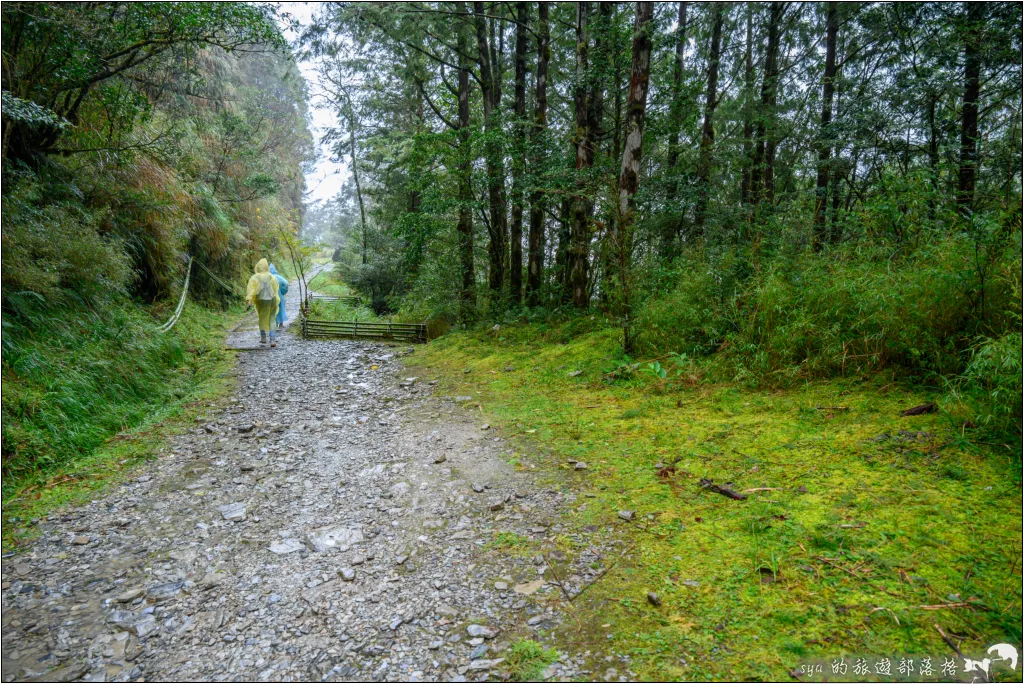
<box><xmin>408</xmin><ymin>321</ymin><xmax>1023</xmax><ymax>681</ymax></box>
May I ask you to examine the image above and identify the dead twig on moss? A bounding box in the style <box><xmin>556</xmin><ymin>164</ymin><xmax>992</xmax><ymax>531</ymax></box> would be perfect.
<box><xmin>699</xmin><ymin>478</ymin><xmax>748</xmax><ymax>500</ymax></box>
<box><xmin>547</xmin><ymin>560</ymin><xmax>574</xmax><ymax>603</ymax></box>
<box><xmin>933</xmin><ymin>623</ymin><xmax>966</xmax><ymax>659</ymax></box>
<box><xmin>571</xmin><ymin>541</ymin><xmax>636</xmax><ymax>603</ymax></box>
<box><xmin>916</xmin><ymin>602</ymin><xmax>981</xmax><ymax>611</ymax></box>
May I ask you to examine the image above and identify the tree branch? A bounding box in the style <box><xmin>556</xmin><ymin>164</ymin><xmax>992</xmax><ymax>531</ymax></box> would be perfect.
<box><xmin>415</xmin><ymin>78</ymin><xmax>458</xmax><ymax>131</ymax></box>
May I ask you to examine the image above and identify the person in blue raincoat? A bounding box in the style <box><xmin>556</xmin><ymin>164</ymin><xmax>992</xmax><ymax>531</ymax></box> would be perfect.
<box><xmin>269</xmin><ymin>264</ymin><xmax>289</xmax><ymax>331</ymax></box>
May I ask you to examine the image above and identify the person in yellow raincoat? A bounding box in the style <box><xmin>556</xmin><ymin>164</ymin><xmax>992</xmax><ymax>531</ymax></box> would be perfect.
<box><xmin>245</xmin><ymin>258</ymin><xmax>281</xmax><ymax>347</ymax></box>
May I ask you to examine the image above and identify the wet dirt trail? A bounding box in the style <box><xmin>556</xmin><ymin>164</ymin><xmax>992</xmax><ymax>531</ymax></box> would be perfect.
<box><xmin>1</xmin><ymin>304</ymin><xmax>632</xmax><ymax>682</ymax></box>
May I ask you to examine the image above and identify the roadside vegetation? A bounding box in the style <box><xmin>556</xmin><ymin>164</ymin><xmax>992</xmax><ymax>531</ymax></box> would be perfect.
<box><xmin>1</xmin><ymin>3</ymin><xmax>312</xmax><ymax>543</ymax></box>
<box><xmin>1</xmin><ymin>302</ymin><xmax>239</xmax><ymax>549</ymax></box>
<box><xmin>411</xmin><ymin>319</ymin><xmax>1022</xmax><ymax>679</ymax></box>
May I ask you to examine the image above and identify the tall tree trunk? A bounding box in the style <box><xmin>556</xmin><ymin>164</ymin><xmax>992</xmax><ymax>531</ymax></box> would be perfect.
<box><xmin>406</xmin><ymin>91</ymin><xmax>425</xmax><ymax>279</ymax></box>
<box><xmin>662</xmin><ymin>1</ymin><xmax>688</xmax><ymax>256</ymax></box>
<box><xmin>348</xmin><ymin>114</ymin><xmax>368</xmax><ymax>266</ymax></box>
<box><xmin>693</xmin><ymin>4</ymin><xmax>724</xmax><ymax>234</ymax></box>
<box><xmin>606</xmin><ymin>13</ymin><xmax>624</xmax><ymax>297</ymax></box>
<box><xmin>590</xmin><ymin>1</ymin><xmax>611</xmax><ymax>305</ymax></box>
<box><xmin>556</xmin><ymin>196</ymin><xmax>572</xmax><ymax>303</ymax></box>
<box><xmin>526</xmin><ymin>1</ymin><xmax>549</xmax><ymax>307</ymax></box>
<box><xmin>957</xmin><ymin>1</ymin><xmax>983</xmax><ymax>216</ymax></box>
<box><xmin>569</xmin><ymin>1</ymin><xmax>593</xmax><ymax>309</ymax></box>
<box><xmin>829</xmin><ymin>27</ymin><xmax>844</xmax><ymax>245</ymax></box>
<box><xmin>509</xmin><ymin>2</ymin><xmax>529</xmax><ymax>306</ymax></box>
<box><xmin>457</xmin><ymin>15</ymin><xmax>476</xmax><ymax>315</ymax></box>
<box><xmin>587</xmin><ymin>2</ymin><xmax>611</xmax><ymax>147</ymax></box>
<box><xmin>812</xmin><ymin>2</ymin><xmax>837</xmax><ymax>249</ymax></box>
<box><xmin>750</xmin><ymin>2</ymin><xmax>783</xmax><ymax>205</ymax></box>
<box><xmin>473</xmin><ymin>1</ymin><xmax>508</xmax><ymax>297</ymax></box>
<box><xmin>740</xmin><ymin>2</ymin><xmax>755</xmax><ymax>206</ymax></box>
<box><xmin>927</xmin><ymin>95</ymin><xmax>939</xmax><ymax>179</ymax></box>
<box><xmin>617</xmin><ymin>2</ymin><xmax>654</xmax><ymax>353</ymax></box>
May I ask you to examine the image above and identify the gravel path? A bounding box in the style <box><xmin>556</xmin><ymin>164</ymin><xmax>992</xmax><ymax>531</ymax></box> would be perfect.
<box><xmin>1</xmin><ymin>326</ymin><xmax>631</xmax><ymax>681</ymax></box>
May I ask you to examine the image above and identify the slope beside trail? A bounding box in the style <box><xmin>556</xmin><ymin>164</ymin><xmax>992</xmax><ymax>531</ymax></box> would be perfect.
<box><xmin>1</xmin><ymin>302</ymin><xmax>636</xmax><ymax>682</ymax></box>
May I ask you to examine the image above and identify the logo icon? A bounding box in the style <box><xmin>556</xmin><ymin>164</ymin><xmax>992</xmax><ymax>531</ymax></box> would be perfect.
<box><xmin>963</xmin><ymin>645</ymin><xmax>1019</xmax><ymax>678</ymax></box>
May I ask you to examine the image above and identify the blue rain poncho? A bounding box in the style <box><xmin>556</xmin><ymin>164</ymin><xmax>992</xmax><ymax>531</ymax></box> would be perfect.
<box><xmin>269</xmin><ymin>263</ymin><xmax>289</xmax><ymax>327</ymax></box>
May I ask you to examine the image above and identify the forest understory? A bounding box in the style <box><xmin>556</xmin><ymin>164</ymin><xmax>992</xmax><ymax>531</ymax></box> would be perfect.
<box><xmin>405</xmin><ymin>321</ymin><xmax>1021</xmax><ymax>680</ymax></box>
<box><xmin>2</xmin><ymin>1</ymin><xmax>1021</xmax><ymax>682</ymax></box>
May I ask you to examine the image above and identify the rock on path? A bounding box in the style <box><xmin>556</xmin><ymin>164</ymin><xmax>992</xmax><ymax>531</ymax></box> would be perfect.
<box><xmin>0</xmin><ymin>331</ymin><xmax>606</xmax><ymax>682</ymax></box>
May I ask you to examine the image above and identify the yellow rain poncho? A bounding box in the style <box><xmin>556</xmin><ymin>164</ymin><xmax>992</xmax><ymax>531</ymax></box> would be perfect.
<box><xmin>246</xmin><ymin>258</ymin><xmax>280</xmax><ymax>334</ymax></box>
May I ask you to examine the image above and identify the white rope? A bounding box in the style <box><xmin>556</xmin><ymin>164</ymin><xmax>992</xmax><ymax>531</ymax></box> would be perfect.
<box><xmin>194</xmin><ymin>258</ymin><xmax>242</xmax><ymax>296</ymax></box>
<box><xmin>156</xmin><ymin>256</ymin><xmax>192</xmax><ymax>333</ymax></box>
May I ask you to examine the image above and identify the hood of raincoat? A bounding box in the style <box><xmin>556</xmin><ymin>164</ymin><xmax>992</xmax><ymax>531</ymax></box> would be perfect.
<box><xmin>268</xmin><ymin>262</ymin><xmax>288</xmax><ymax>295</ymax></box>
<box><xmin>255</xmin><ymin>258</ymin><xmax>270</xmax><ymax>274</ymax></box>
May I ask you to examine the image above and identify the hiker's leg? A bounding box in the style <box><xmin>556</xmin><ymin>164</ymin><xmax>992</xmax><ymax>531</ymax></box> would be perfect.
<box><xmin>256</xmin><ymin>301</ymin><xmax>274</xmax><ymax>343</ymax></box>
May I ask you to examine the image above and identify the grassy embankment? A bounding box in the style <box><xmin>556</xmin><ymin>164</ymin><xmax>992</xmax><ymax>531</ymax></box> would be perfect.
<box><xmin>306</xmin><ymin>268</ymin><xmax>380</xmax><ymax>321</ymax></box>
<box><xmin>1</xmin><ymin>301</ymin><xmax>242</xmax><ymax>551</ymax></box>
<box><xmin>409</xmin><ymin>320</ymin><xmax>1023</xmax><ymax>681</ymax></box>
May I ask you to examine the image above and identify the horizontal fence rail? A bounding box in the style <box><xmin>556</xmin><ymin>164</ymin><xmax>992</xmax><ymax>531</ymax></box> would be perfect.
<box><xmin>307</xmin><ymin>293</ymin><xmax>362</xmax><ymax>305</ymax></box>
<box><xmin>301</xmin><ymin>317</ymin><xmax>427</xmax><ymax>343</ymax></box>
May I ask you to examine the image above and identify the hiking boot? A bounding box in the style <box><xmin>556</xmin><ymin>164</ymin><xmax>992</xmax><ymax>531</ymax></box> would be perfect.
<box><xmin>270</xmin><ymin>338</ymin><xmax>277</xmax><ymax>348</ymax></box>
<box><xmin>260</xmin><ymin>331</ymin><xmax>267</xmax><ymax>344</ymax></box>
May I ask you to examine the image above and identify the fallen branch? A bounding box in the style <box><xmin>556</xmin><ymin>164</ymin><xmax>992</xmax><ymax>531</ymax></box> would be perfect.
<box><xmin>547</xmin><ymin>561</ymin><xmax>574</xmax><ymax>603</ymax></box>
<box><xmin>916</xmin><ymin>602</ymin><xmax>978</xmax><ymax>611</ymax></box>
<box><xmin>901</xmin><ymin>402</ymin><xmax>937</xmax><ymax>416</ymax></box>
<box><xmin>815</xmin><ymin>555</ymin><xmax>863</xmax><ymax>578</ymax></box>
<box><xmin>544</xmin><ymin>562</ymin><xmax>585</xmax><ymax>634</ymax></box>
<box><xmin>571</xmin><ymin>541</ymin><xmax>636</xmax><ymax>603</ymax></box>
<box><xmin>868</xmin><ymin>606</ymin><xmax>901</xmax><ymax>625</ymax></box>
<box><xmin>813</xmin><ymin>556</ymin><xmax>904</xmax><ymax>598</ymax></box>
<box><xmin>933</xmin><ymin>623</ymin><xmax>965</xmax><ymax>659</ymax></box>
<box><xmin>699</xmin><ymin>478</ymin><xmax>747</xmax><ymax>500</ymax></box>
<box><xmin>743</xmin><ymin>487</ymin><xmax>780</xmax><ymax>493</ymax></box>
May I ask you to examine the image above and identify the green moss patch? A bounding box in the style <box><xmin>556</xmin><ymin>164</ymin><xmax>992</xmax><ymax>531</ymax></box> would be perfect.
<box><xmin>410</xmin><ymin>322</ymin><xmax>1023</xmax><ymax>681</ymax></box>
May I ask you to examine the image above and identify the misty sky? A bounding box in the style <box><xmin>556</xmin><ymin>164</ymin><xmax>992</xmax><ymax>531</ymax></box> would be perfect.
<box><xmin>280</xmin><ymin>2</ymin><xmax>349</xmax><ymax>207</ymax></box>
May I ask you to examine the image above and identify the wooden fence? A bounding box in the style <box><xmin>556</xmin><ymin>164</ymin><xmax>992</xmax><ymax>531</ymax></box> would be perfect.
<box><xmin>301</xmin><ymin>317</ymin><xmax>427</xmax><ymax>343</ymax></box>
<box><xmin>307</xmin><ymin>293</ymin><xmax>362</xmax><ymax>306</ymax></box>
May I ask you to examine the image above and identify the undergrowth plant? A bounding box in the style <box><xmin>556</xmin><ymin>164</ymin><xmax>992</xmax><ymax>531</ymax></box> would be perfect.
<box><xmin>504</xmin><ymin>639</ymin><xmax>559</xmax><ymax>682</ymax></box>
<box><xmin>0</xmin><ymin>299</ymin><xmax>237</xmax><ymax>485</ymax></box>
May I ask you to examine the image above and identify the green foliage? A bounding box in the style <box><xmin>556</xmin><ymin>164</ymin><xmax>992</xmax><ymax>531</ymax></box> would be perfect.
<box><xmin>2</xmin><ymin>2</ymin><xmax>283</xmax><ymax>158</ymax></box>
<box><xmin>412</xmin><ymin>327</ymin><xmax>1022</xmax><ymax>680</ymax></box>
<box><xmin>1</xmin><ymin>299</ymin><xmax>234</xmax><ymax>481</ymax></box>
<box><xmin>634</xmin><ymin>234</ymin><xmax>1019</xmax><ymax>381</ymax></box>
<box><xmin>1</xmin><ymin>177</ymin><xmax>131</xmax><ymax>304</ymax></box>
<box><xmin>642</xmin><ymin>361</ymin><xmax>668</xmax><ymax>380</ymax></box>
<box><xmin>504</xmin><ymin>639</ymin><xmax>559</xmax><ymax>682</ymax></box>
<box><xmin>955</xmin><ymin>331</ymin><xmax>1023</xmax><ymax>436</ymax></box>
<box><xmin>0</xmin><ymin>91</ymin><xmax>69</xmax><ymax>129</ymax></box>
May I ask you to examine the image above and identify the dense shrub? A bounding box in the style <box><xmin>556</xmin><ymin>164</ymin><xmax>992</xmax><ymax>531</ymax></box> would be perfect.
<box><xmin>1</xmin><ymin>176</ymin><xmax>131</xmax><ymax>305</ymax></box>
<box><xmin>955</xmin><ymin>330</ymin><xmax>1024</xmax><ymax>436</ymax></box>
<box><xmin>0</xmin><ymin>300</ymin><xmax>229</xmax><ymax>480</ymax></box>
<box><xmin>633</xmin><ymin>233</ymin><xmax>1021</xmax><ymax>390</ymax></box>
